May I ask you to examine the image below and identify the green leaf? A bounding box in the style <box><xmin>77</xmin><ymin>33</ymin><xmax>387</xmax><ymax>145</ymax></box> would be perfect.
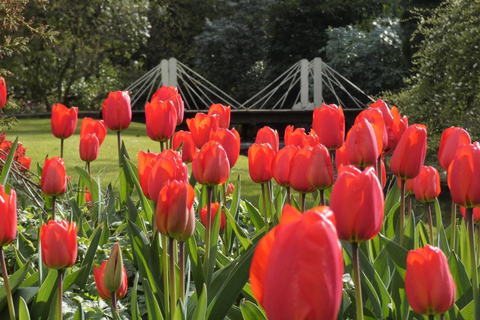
<box><xmin>206</xmin><ymin>203</ymin><xmax>222</xmax><ymax>284</ymax></box>
<box><xmin>18</xmin><ymin>296</ymin><xmax>30</xmax><ymax>320</ymax></box>
<box><xmin>223</xmin><ymin>206</ymin><xmax>252</xmax><ymax>250</ymax></box>
<box><xmin>379</xmin><ymin>234</ymin><xmax>408</xmax><ymax>279</ymax></box>
<box><xmin>243</xmin><ymin>200</ymin><xmax>264</xmax><ymax>231</ymax></box>
<box><xmin>448</xmin><ymin>251</ymin><xmax>472</xmax><ymax>310</ymax></box>
<box><xmin>0</xmin><ymin>261</ymin><xmax>30</xmax><ymax>311</ymax></box>
<box><xmin>144</xmin><ymin>279</ymin><xmax>164</xmax><ymax>320</ymax></box>
<box><xmin>124</xmin><ymin>157</ymin><xmax>154</xmax><ymax>224</ymax></box>
<box><xmin>434</xmin><ymin>198</ymin><xmax>450</xmax><ymax>252</ymax></box>
<box><xmin>63</xmin><ymin>266</ymin><xmax>87</xmax><ymax>291</ymax></box>
<box><xmin>30</xmin><ymin>268</ymin><xmax>58</xmax><ymax>320</ymax></box>
<box><xmin>74</xmin><ymin>166</ymin><xmax>99</xmax><ymax>204</ymax></box>
<box><xmin>75</xmin><ymin>226</ymin><xmax>103</xmax><ymax>288</ymax></box>
<box><xmin>186</xmin><ymin>229</ymin><xmax>205</xmax><ymax>295</ymax></box>
<box><xmin>0</xmin><ymin>135</ymin><xmax>18</xmax><ymax>185</ymax></box>
<box><xmin>191</xmin><ymin>284</ymin><xmax>207</xmax><ymax>320</ymax></box>
<box><xmin>131</xmin><ymin>273</ymin><xmax>142</xmax><ymax>320</ymax></box>
<box><xmin>72</xmin><ymin>304</ymin><xmax>85</xmax><ymax>320</ymax></box>
<box><xmin>240</xmin><ymin>299</ymin><xmax>267</xmax><ymax>320</ymax></box>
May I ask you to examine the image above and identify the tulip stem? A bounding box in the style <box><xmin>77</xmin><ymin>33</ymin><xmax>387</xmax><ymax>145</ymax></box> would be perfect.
<box><xmin>399</xmin><ymin>178</ymin><xmax>405</xmax><ymax>244</ymax></box>
<box><xmin>286</xmin><ymin>187</ymin><xmax>291</xmax><ymax>206</ymax></box>
<box><xmin>407</xmin><ymin>194</ymin><xmax>412</xmax><ymax>217</ymax></box>
<box><xmin>428</xmin><ymin>316</ymin><xmax>434</xmax><ymax>320</ymax></box>
<box><xmin>60</xmin><ymin>138</ymin><xmax>64</xmax><ymax>159</ymax></box>
<box><xmin>0</xmin><ymin>247</ymin><xmax>15</xmax><ymax>320</ymax></box>
<box><xmin>117</xmin><ymin>132</ymin><xmax>122</xmax><ymax>167</ymax></box>
<box><xmin>57</xmin><ymin>269</ymin><xmax>63</xmax><ymax>320</ymax></box>
<box><xmin>320</xmin><ymin>189</ymin><xmax>325</xmax><ymax>206</ymax></box>
<box><xmin>266</xmin><ymin>181</ymin><xmax>273</xmax><ymax>223</ymax></box>
<box><xmin>179</xmin><ymin>242</ymin><xmax>185</xmax><ymax>303</ymax></box>
<box><xmin>426</xmin><ymin>202</ymin><xmax>434</xmax><ymax>245</ymax></box>
<box><xmin>111</xmin><ymin>291</ymin><xmax>118</xmax><ymax>315</ymax></box>
<box><xmin>352</xmin><ymin>242</ymin><xmax>364</xmax><ymax>320</ymax></box>
<box><xmin>52</xmin><ymin>196</ymin><xmax>56</xmax><ymax>221</ymax></box>
<box><xmin>161</xmin><ymin>234</ymin><xmax>170</xmax><ymax>319</ymax></box>
<box><xmin>376</xmin><ymin>158</ymin><xmax>382</xmax><ymax>188</ymax></box>
<box><xmin>450</xmin><ymin>201</ymin><xmax>456</xmax><ymax>250</ymax></box>
<box><xmin>261</xmin><ymin>184</ymin><xmax>268</xmax><ymax>232</ymax></box>
<box><xmin>160</xmin><ymin>141</ymin><xmax>165</xmax><ymax>152</ymax></box>
<box><xmin>204</xmin><ymin>186</ymin><xmax>213</xmax><ymax>281</ymax></box>
<box><xmin>300</xmin><ymin>192</ymin><xmax>306</xmax><ymax>212</ymax></box>
<box><xmin>467</xmin><ymin>207</ymin><xmax>478</xmax><ymax>317</ymax></box>
<box><xmin>169</xmin><ymin>238</ymin><xmax>176</xmax><ymax>320</ymax></box>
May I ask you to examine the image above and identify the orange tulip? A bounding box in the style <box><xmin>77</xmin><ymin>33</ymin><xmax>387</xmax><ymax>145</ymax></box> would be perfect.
<box><xmin>193</xmin><ymin>141</ymin><xmax>230</xmax><ymax>186</ymax></box>
<box><xmin>390</xmin><ymin>124</ymin><xmax>427</xmax><ymax>180</ymax></box>
<box><xmin>312</xmin><ymin>103</ymin><xmax>345</xmax><ymax>150</ymax></box>
<box><xmin>289</xmin><ymin>147</ymin><xmax>315</xmax><ymax>193</ymax></box>
<box><xmin>447</xmin><ymin>142</ymin><xmax>480</xmax><ymax>208</ymax></box>
<box><xmin>152</xmin><ymin>86</ymin><xmax>184</xmax><ymax>125</ymax></box>
<box><xmin>208</xmin><ymin>104</ymin><xmax>231</xmax><ymax>129</ymax></box>
<box><xmin>0</xmin><ymin>77</ymin><xmax>6</xmax><ymax>108</ymax></box>
<box><xmin>41</xmin><ymin>157</ymin><xmax>67</xmax><ymax>197</ymax></box>
<box><xmin>94</xmin><ymin>261</ymin><xmax>128</xmax><ymax>301</ymax></box>
<box><xmin>0</xmin><ymin>185</ymin><xmax>16</xmax><ymax>246</ymax></box>
<box><xmin>255</xmin><ymin>126</ymin><xmax>279</xmax><ymax>153</ymax></box>
<box><xmin>307</xmin><ymin>144</ymin><xmax>334</xmax><ymax>191</ymax></box>
<box><xmin>186</xmin><ymin>113</ymin><xmax>219</xmax><ymax>149</ymax></box>
<box><xmin>330</xmin><ymin>166</ymin><xmax>384</xmax><ymax>242</ymax></box>
<box><xmin>51</xmin><ymin>103</ymin><xmax>78</xmax><ymax>139</ymax></box>
<box><xmin>345</xmin><ymin>119</ymin><xmax>379</xmax><ymax>169</ymax></box>
<box><xmin>199</xmin><ymin>202</ymin><xmax>226</xmax><ymax>232</ymax></box>
<box><xmin>102</xmin><ymin>91</ymin><xmax>132</xmax><ymax>132</ymax></box>
<box><xmin>248</xmin><ymin>143</ymin><xmax>275</xmax><ymax>184</ymax></box>
<box><xmin>250</xmin><ymin>205</ymin><xmax>343</xmax><ymax>320</ymax></box>
<box><xmin>172</xmin><ymin>131</ymin><xmax>196</xmax><ymax>163</ymax></box>
<box><xmin>40</xmin><ymin>220</ymin><xmax>77</xmax><ymax>269</ymax></box>
<box><xmin>414</xmin><ymin>166</ymin><xmax>441</xmax><ymax>203</ymax></box>
<box><xmin>145</xmin><ymin>98</ymin><xmax>177</xmax><ymax>142</ymax></box>
<box><xmin>438</xmin><ymin>127</ymin><xmax>471</xmax><ymax>171</ymax></box>
<box><xmin>210</xmin><ymin>128</ymin><xmax>240</xmax><ymax>168</ymax></box>
<box><xmin>79</xmin><ymin>133</ymin><xmax>99</xmax><ymax>163</ymax></box>
<box><xmin>405</xmin><ymin>245</ymin><xmax>455</xmax><ymax>315</ymax></box>
<box><xmin>80</xmin><ymin>118</ymin><xmax>107</xmax><ymax>146</ymax></box>
<box><xmin>148</xmin><ymin>150</ymin><xmax>188</xmax><ymax>202</ymax></box>
<box><xmin>155</xmin><ymin>180</ymin><xmax>195</xmax><ymax>241</ymax></box>
<box><xmin>272</xmin><ymin>145</ymin><xmax>298</xmax><ymax>187</ymax></box>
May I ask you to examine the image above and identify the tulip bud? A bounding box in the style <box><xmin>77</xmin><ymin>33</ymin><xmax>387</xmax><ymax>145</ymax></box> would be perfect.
<box><xmin>0</xmin><ymin>77</ymin><xmax>7</xmax><ymax>109</ymax></box>
<box><xmin>51</xmin><ymin>103</ymin><xmax>78</xmax><ymax>140</ymax></box>
<box><xmin>210</xmin><ymin>128</ymin><xmax>241</xmax><ymax>168</ymax></box>
<box><xmin>414</xmin><ymin>166</ymin><xmax>441</xmax><ymax>203</ymax></box>
<box><xmin>79</xmin><ymin>133</ymin><xmax>99</xmax><ymax>163</ymax></box>
<box><xmin>200</xmin><ymin>203</ymin><xmax>227</xmax><ymax>232</ymax></box>
<box><xmin>94</xmin><ymin>261</ymin><xmax>128</xmax><ymax>301</ymax></box>
<box><xmin>193</xmin><ymin>141</ymin><xmax>230</xmax><ymax>186</ymax></box>
<box><xmin>41</xmin><ymin>157</ymin><xmax>67</xmax><ymax>197</ymax></box>
<box><xmin>0</xmin><ymin>185</ymin><xmax>17</xmax><ymax>246</ymax></box>
<box><xmin>345</xmin><ymin>118</ymin><xmax>379</xmax><ymax>169</ymax></box>
<box><xmin>255</xmin><ymin>126</ymin><xmax>279</xmax><ymax>153</ymax></box>
<box><xmin>173</xmin><ymin>131</ymin><xmax>196</xmax><ymax>164</ymax></box>
<box><xmin>104</xmin><ymin>243</ymin><xmax>124</xmax><ymax>293</ymax></box>
<box><xmin>152</xmin><ymin>86</ymin><xmax>184</xmax><ymax>125</ymax></box>
<box><xmin>312</xmin><ymin>103</ymin><xmax>345</xmax><ymax>151</ymax></box>
<box><xmin>208</xmin><ymin>104</ymin><xmax>231</xmax><ymax>129</ymax></box>
<box><xmin>248</xmin><ymin>143</ymin><xmax>275</xmax><ymax>184</ymax></box>
<box><xmin>272</xmin><ymin>145</ymin><xmax>298</xmax><ymax>187</ymax></box>
<box><xmin>102</xmin><ymin>91</ymin><xmax>132</xmax><ymax>132</ymax></box>
<box><xmin>289</xmin><ymin>147</ymin><xmax>315</xmax><ymax>193</ymax></box>
<box><xmin>145</xmin><ymin>98</ymin><xmax>177</xmax><ymax>142</ymax></box>
<box><xmin>390</xmin><ymin>124</ymin><xmax>427</xmax><ymax>180</ymax></box>
<box><xmin>438</xmin><ymin>127</ymin><xmax>471</xmax><ymax>171</ymax></box>
<box><xmin>137</xmin><ymin>151</ymin><xmax>158</xmax><ymax>200</ymax></box>
<box><xmin>41</xmin><ymin>220</ymin><xmax>77</xmax><ymax>269</ymax></box>
<box><xmin>80</xmin><ymin>118</ymin><xmax>108</xmax><ymax>146</ymax></box>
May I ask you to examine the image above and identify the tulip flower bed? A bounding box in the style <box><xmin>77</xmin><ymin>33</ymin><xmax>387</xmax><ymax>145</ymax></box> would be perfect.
<box><xmin>0</xmin><ymin>77</ymin><xmax>479</xmax><ymax>320</ymax></box>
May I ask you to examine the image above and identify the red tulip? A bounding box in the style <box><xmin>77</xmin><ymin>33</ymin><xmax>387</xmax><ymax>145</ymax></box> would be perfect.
<box><xmin>255</xmin><ymin>126</ymin><xmax>279</xmax><ymax>153</ymax></box>
<box><xmin>447</xmin><ymin>142</ymin><xmax>480</xmax><ymax>208</ymax></box>
<box><xmin>0</xmin><ymin>77</ymin><xmax>7</xmax><ymax>108</ymax></box>
<box><xmin>94</xmin><ymin>261</ymin><xmax>128</xmax><ymax>301</ymax></box>
<box><xmin>250</xmin><ymin>204</ymin><xmax>343</xmax><ymax>320</ymax></box>
<box><xmin>186</xmin><ymin>113</ymin><xmax>219</xmax><ymax>149</ymax></box>
<box><xmin>345</xmin><ymin>119</ymin><xmax>379</xmax><ymax>169</ymax></box>
<box><xmin>272</xmin><ymin>145</ymin><xmax>299</xmax><ymax>187</ymax></box>
<box><xmin>405</xmin><ymin>245</ymin><xmax>455</xmax><ymax>315</ymax></box>
<box><xmin>330</xmin><ymin>166</ymin><xmax>384</xmax><ymax>242</ymax></box>
<box><xmin>172</xmin><ymin>131</ymin><xmax>196</xmax><ymax>163</ymax></box>
<box><xmin>0</xmin><ymin>185</ymin><xmax>16</xmax><ymax>246</ymax></box>
<box><xmin>312</xmin><ymin>103</ymin><xmax>345</xmax><ymax>150</ymax></box>
<box><xmin>438</xmin><ymin>127</ymin><xmax>471</xmax><ymax>171</ymax></box>
<box><xmin>80</xmin><ymin>118</ymin><xmax>107</xmax><ymax>146</ymax></box>
<box><xmin>355</xmin><ymin>107</ymin><xmax>386</xmax><ymax>154</ymax></box>
<box><xmin>290</xmin><ymin>147</ymin><xmax>315</xmax><ymax>193</ymax></box>
<box><xmin>155</xmin><ymin>180</ymin><xmax>195</xmax><ymax>241</ymax></box>
<box><xmin>210</xmin><ymin>128</ymin><xmax>240</xmax><ymax>168</ymax></box>
<box><xmin>200</xmin><ymin>202</ymin><xmax>227</xmax><ymax>232</ymax></box>
<box><xmin>102</xmin><ymin>91</ymin><xmax>132</xmax><ymax>132</ymax></box>
<box><xmin>41</xmin><ymin>157</ymin><xmax>67</xmax><ymax>197</ymax></box>
<box><xmin>385</xmin><ymin>106</ymin><xmax>408</xmax><ymax>156</ymax></box>
<box><xmin>335</xmin><ymin>142</ymin><xmax>350</xmax><ymax>173</ymax></box>
<box><xmin>148</xmin><ymin>150</ymin><xmax>188</xmax><ymax>202</ymax></box>
<box><xmin>40</xmin><ymin>220</ymin><xmax>77</xmax><ymax>269</ymax></box>
<box><xmin>193</xmin><ymin>141</ymin><xmax>230</xmax><ymax>186</ymax></box>
<box><xmin>390</xmin><ymin>124</ymin><xmax>427</xmax><ymax>180</ymax></box>
<box><xmin>414</xmin><ymin>166</ymin><xmax>441</xmax><ymax>203</ymax></box>
<box><xmin>51</xmin><ymin>103</ymin><xmax>78</xmax><ymax>139</ymax></box>
<box><xmin>79</xmin><ymin>133</ymin><xmax>99</xmax><ymax>163</ymax></box>
<box><xmin>152</xmin><ymin>86</ymin><xmax>184</xmax><ymax>125</ymax></box>
<box><xmin>307</xmin><ymin>144</ymin><xmax>334</xmax><ymax>190</ymax></box>
<box><xmin>85</xmin><ymin>187</ymin><xmax>92</xmax><ymax>204</ymax></box>
<box><xmin>284</xmin><ymin>125</ymin><xmax>318</xmax><ymax>148</ymax></box>
<box><xmin>460</xmin><ymin>207</ymin><xmax>480</xmax><ymax>223</ymax></box>
<box><xmin>226</xmin><ymin>182</ymin><xmax>235</xmax><ymax>197</ymax></box>
<box><xmin>137</xmin><ymin>151</ymin><xmax>158</xmax><ymax>200</ymax></box>
<box><xmin>248</xmin><ymin>143</ymin><xmax>275</xmax><ymax>184</ymax></box>
<box><xmin>17</xmin><ymin>156</ymin><xmax>31</xmax><ymax>172</ymax></box>
<box><xmin>208</xmin><ymin>104</ymin><xmax>231</xmax><ymax>129</ymax></box>
<box><xmin>145</xmin><ymin>98</ymin><xmax>177</xmax><ymax>142</ymax></box>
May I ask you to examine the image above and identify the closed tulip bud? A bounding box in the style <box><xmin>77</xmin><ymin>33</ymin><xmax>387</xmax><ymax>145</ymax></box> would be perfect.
<box><xmin>102</xmin><ymin>91</ymin><xmax>132</xmax><ymax>132</ymax></box>
<box><xmin>405</xmin><ymin>245</ymin><xmax>455</xmax><ymax>315</ymax></box>
<box><xmin>104</xmin><ymin>243</ymin><xmax>124</xmax><ymax>293</ymax></box>
<box><xmin>438</xmin><ymin>127</ymin><xmax>471</xmax><ymax>171</ymax></box>
<box><xmin>460</xmin><ymin>207</ymin><xmax>480</xmax><ymax>223</ymax></box>
<box><xmin>447</xmin><ymin>142</ymin><xmax>480</xmax><ymax>208</ymax></box>
<box><xmin>345</xmin><ymin>119</ymin><xmax>379</xmax><ymax>169</ymax></box>
<box><xmin>80</xmin><ymin>118</ymin><xmax>107</xmax><ymax>146</ymax></box>
<box><xmin>0</xmin><ymin>77</ymin><xmax>6</xmax><ymax>108</ymax></box>
<box><xmin>41</xmin><ymin>220</ymin><xmax>77</xmax><ymax>269</ymax></box>
<box><xmin>273</xmin><ymin>145</ymin><xmax>298</xmax><ymax>187</ymax></box>
<box><xmin>208</xmin><ymin>104</ymin><xmax>231</xmax><ymax>129</ymax></box>
<box><xmin>137</xmin><ymin>151</ymin><xmax>158</xmax><ymax>200</ymax></box>
<box><xmin>248</xmin><ymin>143</ymin><xmax>275</xmax><ymax>184</ymax></box>
<box><xmin>193</xmin><ymin>141</ymin><xmax>230</xmax><ymax>186</ymax></box>
<box><xmin>312</xmin><ymin>103</ymin><xmax>345</xmax><ymax>150</ymax></box>
<box><xmin>307</xmin><ymin>144</ymin><xmax>334</xmax><ymax>190</ymax></box>
<box><xmin>94</xmin><ymin>261</ymin><xmax>128</xmax><ymax>301</ymax></box>
<box><xmin>51</xmin><ymin>103</ymin><xmax>78</xmax><ymax>140</ymax></box>
<box><xmin>152</xmin><ymin>86</ymin><xmax>185</xmax><ymax>125</ymax></box>
<box><xmin>200</xmin><ymin>202</ymin><xmax>226</xmax><ymax>232</ymax></box>
<box><xmin>330</xmin><ymin>166</ymin><xmax>384</xmax><ymax>242</ymax></box>
<box><xmin>155</xmin><ymin>180</ymin><xmax>195</xmax><ymax>241</ymax></box>
<box><xmin>148</xmin><ymin>150</ymin><xmax>188</xmax><ymax>202</ymax></box>
<box><xmin>145</xmin><ymin>98</ymin><xmax>177</xmax><ymax>142</ymax></box>
<box><xmin>250</xmin><ymin>204</ymin><xmax>343</xmax><ymax>320</ymax></box>
<box><xmin>225</xmin><ymin>182</ymin><xmax>235</xmax><ymax>197</ymax></box>
<box><xmin>172</xmin><ymin>131</ymin><xmax>196</xmax><ymax>163</ymax></box>
<box><xmin>390</xmin><ymin>124</ymin><xmax>427</xmax><ymax>180</ymax></box>
<box><xmin>0</xmin><ymin>185</ymin><xmax>16</xmax><ymax>246</ymax></box>
<box><xmin>255</xmin><ymin>126</ymin><xmax>279</xmax><ymax>153</ymax></box>
<box><xmin>210</xmin><ymin>128</ymin><xmax>240</xmax><ymax>168</ymax></box>
<box><xmin>290</xmin><ymin>147</ymin><xmax>315</xmax><ymax>193</ymax></box>
<box><xmin>355</xmin><ymin>108</ymin><xmax>386</xmax><ymax>154</ymax></box>
<box><xmin>41</xmin><ymin>157</ymin><xmax>67</xmax><ymax>197</ymax></box>
<box><xmin>79</xmin><ymin>133</ymin><xmax>99</xmax><ymax>163</ymax></box>
<box><xmin>186</xmin><ymin>113</ymin><xmax>219</xmax><ymax>149</ymax></box>
<box><xmin>414</xmin><ymin>166</ymin><xmax>441</xmax><ymax>203</ymax></box>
